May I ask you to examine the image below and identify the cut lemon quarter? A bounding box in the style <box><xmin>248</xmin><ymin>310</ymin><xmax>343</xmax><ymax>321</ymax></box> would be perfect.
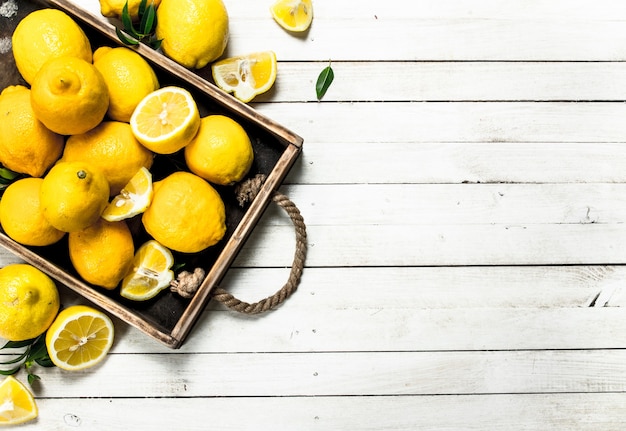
<box><xmin>212</xmin><ymin>51</ymin><xmax>277</xmax><ymax>103</ymax></box>
<box><xmin>45</xmin><ymin>305</ymin><xmax>114</xmax><ymax>371</ymax></box>
<box><xmin>270</xmin><ymin>0</ymin><xmax>313</xmax><ymax>32</ymax></box>
<box><xmin>121</xmin><ymin>240</ymin><xmax>175</xmax><ymax>301</ymax></box>
<box><xmin>130</xmin><ymin>86</ymin><xmax>200</xmax><ymax>154</ymax></box>
<box><xmin>0</xmin><ymin>376</ymin><xmax>37</xmax><ymax>425</ymax></box>
<box><xmin>102</xmin><ymin>167</ymin><xmax>153</xmax><ymax>222</ymax></box>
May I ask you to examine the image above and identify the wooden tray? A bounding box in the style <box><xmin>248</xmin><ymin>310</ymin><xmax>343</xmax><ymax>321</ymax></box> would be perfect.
<box><xmin>0</xmin><ymin>0</ymin><xmax>303</xmax><ymax>348</ymax></box>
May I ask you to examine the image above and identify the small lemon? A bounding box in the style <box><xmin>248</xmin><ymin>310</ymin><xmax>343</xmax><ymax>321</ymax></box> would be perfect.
<box><xmin>93</xmin><ymin>46</ymin><xmax>160</xmax><ymax>123</ymax></box>
<box><xmin>0</xmin><ymin>264</ymin><xmax>60</xmax><ymax>341</ymax></box>
<box><xmin>12</xmin><ymin>9</ymin><xmax>92</xmax><ymax>85</ymax></box>
<box><xmin>155</xmin><ymin>0</ymin><xmax>229</xmax><ymax>69</ymax></box>
<box><xmin>142</xmin><ymin>171</ymin><xmax>226</xmax><ymax>253</ymax></box>
<box><xmin>61</xmin><ymin>121</ymin><xmax>154</xmax><ymax>195</ymax></box>
<box><xmin>30</xmin><ymin>56</ymin><xmax>109</xmax><ymax>135</ymax></box>
<box><xmin>0</xmin><ymin>178</ymin><xmax>65</xmax><ymax>247</ymax></box>
<box><xmin>185</xmin><ymin>115</ymin><xmax>254</xmax><ymax>185</ymax></box>
<box><xmin>68</xmin><ymin>218</ymin><xmax>134</xmax><ymax>289</ymax></box>
<box><xmin>0</xmin><ymin>86</ymin><xmax>64</xmax><ymax>177</ymax></box>
<box><xmin>99</xmin><ymin>0</ymin><xmax>162</xmax><ymax>20</ymax></box>
<box><xmin>40</xmin><ymin>161</ymin><xmax>110</xmax><ymax>232</ymax></box>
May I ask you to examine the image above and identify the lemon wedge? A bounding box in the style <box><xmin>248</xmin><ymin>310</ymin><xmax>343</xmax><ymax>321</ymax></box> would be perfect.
<box><xmin>102</xmin><ymin>167</ymin><xmax>153</xmax><ymax>222</ymax></box>
<box><xmin>0</xmin><ymin>376</ymin><xmax>38</xmax><ymax>425</ymax></box>
<box><xmin>130</xmin><ymin>86</ymin><xmax>200</xmax><ymax>154</ymax></box>
<box><xmin>212</xmin><ymin>51</ymin><xmax>277</xmax><ymax>103</ymax></box>
<box><xmin>121</xmin><ymin>240</ymin><xmax>175</xmax><ymax>301</ymax></box>
<box><xmin>270</xmin><ymin>0</ymin><xmax>313</xmax><ymax>32</ymax></box>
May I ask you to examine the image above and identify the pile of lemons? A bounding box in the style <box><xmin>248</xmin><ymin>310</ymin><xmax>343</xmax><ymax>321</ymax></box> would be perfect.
<box><xmin>0</xmin><ymin>8</ymin><xmax>256</xmax><ymax>302</ymax></box>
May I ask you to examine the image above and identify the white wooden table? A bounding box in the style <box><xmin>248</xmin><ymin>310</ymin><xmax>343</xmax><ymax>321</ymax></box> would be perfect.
<box><xmin>4</xmin><ymin>0</ymin><xmax>626</xmax><ymax>429</ymax></box>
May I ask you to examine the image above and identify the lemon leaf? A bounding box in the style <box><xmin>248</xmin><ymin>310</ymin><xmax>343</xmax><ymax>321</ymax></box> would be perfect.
<box><xmin>316</xmin><ymin>61</ymin><xmax>334</xmax><ymax>100</ymax></box>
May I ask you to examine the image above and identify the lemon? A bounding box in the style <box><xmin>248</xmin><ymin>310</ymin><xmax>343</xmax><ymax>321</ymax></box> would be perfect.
<box><xmin>0</xmin><ymin>86</ymin><xmax>64</xmax><ymax>177</ymax></box>
<box><xmin>270</xmin><ymin>0</ymin><xmax>313</xmax><ymax>32</ymax></box>
<box><xmin>68</xmin><ymin>218</ymin><xmax>134</xmax><ymax>289</ymax></box>
<box><xmin>155</xmin><ymin>0</ymin><xmax>229</xmax><ymax>69</ymax></box>
<box><xmin>0</xmin><ymin>264</ymin><xmax>59</xmax><ymax>342</ymax></box>
<box><xmin>30</xmin><ymin>56</ymin><xmax>109</xmax><ymax>136</ymax></box>
<box><xmin>40</xmin><ymin>161</ymin><xmax>110</xmax><ymax>233</ymax></box>
<box><xmin>61</xmin><ymin>121</ymin><xmax>154</xmax><ymax>196</ymax></box>
<box><xmin>185</xmin><ymin>115</ymin><xmax>254</xmax><ymax>185</ymax></box>
<box><xmin>142</xmin><ymin>172</ymin><xmax>226</xmax><ymax>253</ymax></box>
<box><xmin>12</xmin><ymin>9</ymin><xmax>92</xmax><ymax>85</ymax></box>
<box><xmin>102</xmin><ymin>167</ymin><xmax>153</xmax><ymax>222</ymax></box>
<box><xmin>121</xmin><ymin>240</ymin><xmax>175</xmax><ymax>301</ymax></box>
<box><xmin>0</xmin><ymin>178</ymin><xmax>65</xmax><ymax>247</ymax></box>
<box><xmin>93</xmin><ymin>46</ymin><xmax>160</xmax><ymax>123</ymax></box>
<box><xmin>100</xmin><ymin>0</ymin><xmax>162</xmax><ymax>20</ymax></box>
<box><xmin>130</xmin><ymin>86</ymin><xmax>200</xmax><ymax>154</ymax></box>
<box><xmin>45</xmin><ymin>305</ymin><xmax>114</xmax><ymax>371</ymax></box>
<box><xmin>212</xmin><ymin>51</ymin><xmax>277</xmax><ymax>103</ymax></box>
<box><xmin>0</xmin><ymin>376</ymin><xmax>38</xmax><ymax>425</ymax></box>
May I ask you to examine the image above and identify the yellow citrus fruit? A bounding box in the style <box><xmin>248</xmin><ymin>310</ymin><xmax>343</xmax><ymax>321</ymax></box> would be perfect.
<box><xmin>68</xmin><ymin>218</ymin><xmax>134</xmax><ymax>289</ymax></box>
<box><xmin>61</xmin><ymin>121</ymin><xmax>154</xmax><ymax>196</ymax></box>
<box><xmin>93</xmin><ymin>46</ymin><xmax>160</xmax><ymax>123</ymax></box>
<box><xmin>270</xmin><ymin>0</ymin><xmax>313</xmax><ymax>32</ymax></box>
<box><xmin>102</xmin><ymin>167</ymin><xmax>153</xmax><ymax>222</ymax></box>
<box><xmin>142</xmin><ymin>172</ymin><xmax>226</xmax><ymax>253</ymax></box>
<box><xmin>0</xmin><ymin>178</ymin><xmax>65</xmax><ymax>247</ymax></box>
<box><xmin>121</xmin><ymin>240</ymin><xmax>175</xmax><ymax>301</ymax></box>
<box><xmin>99</xmin><ymin>0</ymin><xmax>162</xmax><ymax>20</ymax></box>
<box><xmin>12</xmin><ymin>8</ymin><xmax>92</xmax><ymax>85</ymax></box>
<box><xmin>45</xmin><ymin>305</ymin><xmax>114</xmax><ymax>371</ymax></box>
<box><xmin>184</xmin><ymin>115</ymin><xmax>254</xmax><ymax>185</ymax></box>
<box><xmin>155</xmin><ymin>0</ymin><xmax>229</xmax><ymax>69</ymax></box>
<box><xmin>0</xmin><ymin>376</ymin><xmax>38</xmax><ymax>425</ymax></box>
<box><xmin>130</xmin><ymin>86</ymin><xmax>200</xmax><ymax>154</ymax></box>
<box><xmin>0</xmin><ymin>264</ymin><xmax>59</xmax><ymax>342</ymax></box>
<box><xmin>40</xmin><ymin>161</ymin><xmax>110</xmax><ymax>233</ymax></box>
<box><xmin>30</xmin><ymin>56</ymin><xmax>109</xmax><ymax>136</ymax></box>
<box><xmin>211</xmin><ymin>51</ymin><xmax>277</xmax><ymax>103</ymax></box>
<box><xmin>0</xmin><ymin>86</ymin><xmax>63</xmax><ymax>177</ymax></box>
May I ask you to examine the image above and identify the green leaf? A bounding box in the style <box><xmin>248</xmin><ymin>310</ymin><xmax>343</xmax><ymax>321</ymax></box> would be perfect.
<box><xmin>316</xmin><ymin>61</ymin><xmax>334</xmax><ymax>100</ymax></box>
<box><xmin>121</xmin><ymin>2</ymin><xmax>141</xmax><ymax>38</ymax></box>
<box><xmin>149</xmin><ymin>38</ymin><xmax>163</xmax><ymax>50</ymax></box>
<box><xmin>27</xmin><ymin>373</ymin><xmax>41</xmax><ymax>386</ymax></box>
<box><xmin>0</xmin><ymin>350</ymin><xmax>30</xmax><ymax>365</ymax></box>
<box><xmin>138</xmin><ymin>0</ymin><xmax>148</xmax><ymax>17</ymax></box>
<box><xmin>140</xmin><ymin>3</ymin><xmax>156</xmax><ymax>34</ymax></box>
<box><xmin>1</xmin><ymin>339</ymin><xmax>35</xmax><ymax>349</ymax></box>
<box><xmin>116</xmin><ymin>27</ymin><xmax>140</xmax><ymax>46</ymax></box>
<box><xmin>0</xmin><ymin>366</ymin><xmax>20</xmax><ymax>376</ymax></box>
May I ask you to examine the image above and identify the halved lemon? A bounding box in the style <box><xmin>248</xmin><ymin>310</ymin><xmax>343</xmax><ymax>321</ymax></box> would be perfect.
<box><xmin>212</xmin><ymin>51</ymin><xmax>277</xmax><ymax>103</ymax></box>
<box><xmin>45</xmin><ymin>305</ymin><xmax>114</xmax><ymax>371</ymax></box>
<box><xmin>270</xmin><ymin>0</ymin><xmax>313</xmax><ymax>32</ymax></box>
<box><xmin>130</xmin><ymin>86</ymin><xmax>200</xmax><ymax>154</ymax></box>
<box><xmin>102</xmin><ymin>167</ymin><xmax>153</xmax><ymax>222</ymax></box>
<box><xmin>121</xmin><ymin>240</ymin><xmax>175</xmax><ymax>301</ymax></box>
<box><xmin>0</xmin><ymin>376</ymin><xmax>37</xmax><ymax>425</ymax></box>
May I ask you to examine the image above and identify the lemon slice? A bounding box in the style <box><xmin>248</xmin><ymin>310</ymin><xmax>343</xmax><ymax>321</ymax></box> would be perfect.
<box><xmin>0</xmin><ymin>376</ymin><xmax>38</xmax><ymax>425</ymax></box>
<box><xmin>102</xmin><ymin>167</ymin><xmax>153</xmax><ymax>222</ymax></box>
<box><xmin>121</xmin><ymin>240</ymin><xmax>175</xmax><ymax>301</ymax></box>
<box><xmin>270</xmin><ymin>0</ymin><xmax>313</xmax><ymax>32</ymax></box>
<box><xmin>45</xmin><ymin>305</ymin><xmax>114</xmax><ymax>371</ymax></box>
<box><xmin>212</xmin><ymin>51</ymin><xmax>277</xmax><ymax>103</ymax></box>
<box><xmin>130</xmin><ymin>86</ymin><xmax>200</xmax><ymax>154</ymax></box>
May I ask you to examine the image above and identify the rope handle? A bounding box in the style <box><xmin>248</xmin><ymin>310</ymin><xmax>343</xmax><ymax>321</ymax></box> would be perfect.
<box><xmin>171</xmin><ymin>174</ymin><xmax>307</xmax><ymax>314</ymax></box>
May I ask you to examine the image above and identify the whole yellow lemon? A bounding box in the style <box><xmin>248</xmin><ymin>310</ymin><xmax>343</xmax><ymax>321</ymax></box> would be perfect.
<box><xmin>40</xmin><ymin>161</ymin><xmax>110</xmax><ymax>233</ymax></box>
<box><xmin>12</xmin><ymin>9</ymin><xmax>92</xmax><ymax>85</ymax></box>
<box><xmin>0</xmin><ymin>178</ymin><xmax>65</xmax><ymax>247</ymax></box>
<box><xmin>61</xmin><ymin>121</ymin><xmax>154</xmax><ymax>196</ymax></box>
<box><xmin>0</xmin><ymin>86</ymin><xmax>64</xmax><ymax>177</ymax></box>
<box><xmin>155</xmin><ymin>0</ymin><xmax>229</xmax><ymax>69</ymax></box>
<box><xmin>93</xmin><ymin>46</ymin><xmax>160</xmax><ymax>123</ymax></box>
<box><xmin>185</xmin><ymin>115</ymin><xmax>254</xmax><ymax>185</ymax></box>
<box><xmin>99</xmin><ymin>0</ymin><xmax>162</xmax><ymax>20</ymax></box>
<box><xmin>69</xmin><ymin>219</ymin><xmax>135</xmax><ymax>289</ymax></box>
<box><xmin>30</xmin><ymin>56</ymin><xmax>109</xmax><ymax>136</ymax></box>
<box><xmin>0</xmin><ymin>264</ymin><xmax>60</xmax><ymax>341</ymax></box>
<box><xmin>142</xmin><ymin>171</ymin><xmax>226</xmax><ymax>253</ymax></box>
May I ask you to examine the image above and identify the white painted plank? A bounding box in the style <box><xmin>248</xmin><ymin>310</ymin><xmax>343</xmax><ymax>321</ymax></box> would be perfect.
<box><xmin>22</xmin><ymin>393</ymin><xmax>626</xmax><ymax>431</ymax></box>
<box><xmin>30</xmin><ymin>350</ymin><xmax>626</xmax><ymax>398</ymax></box>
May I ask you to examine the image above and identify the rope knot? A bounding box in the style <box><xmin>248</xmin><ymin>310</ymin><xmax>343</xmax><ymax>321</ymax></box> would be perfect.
<box><xmin>235</xmin><ymin>174</ymin><xmax>267</xmax><ymax>207</ymax></box>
